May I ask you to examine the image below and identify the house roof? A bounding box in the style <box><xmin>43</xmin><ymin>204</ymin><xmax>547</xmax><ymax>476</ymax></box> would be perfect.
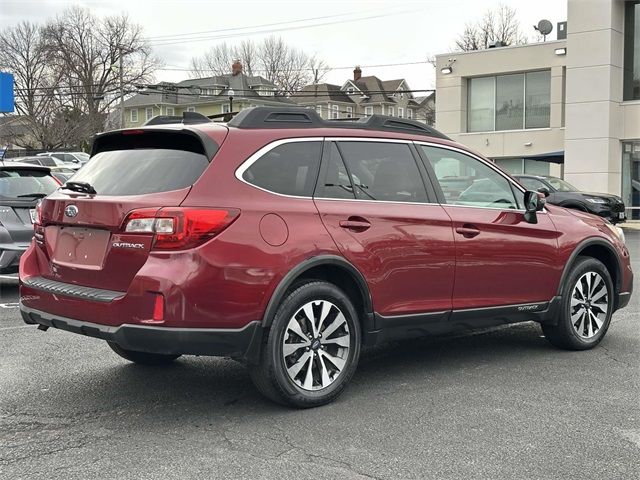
<box><xmin>294</xmin><ymin>83</ymin><xmax>355</xmax><ymax>104</ymax></box>
<box><xmin>414</xmin><ymin>92</ymin><xmax>435</xmax><ymax>107</ymax></box>
<box><xmin>123</xmin><ymin>73</ymin><xmax>294</xmax><ymax>108</ymax></box>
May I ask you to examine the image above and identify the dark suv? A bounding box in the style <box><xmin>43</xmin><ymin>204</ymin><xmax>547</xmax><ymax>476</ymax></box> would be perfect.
<box><xmin>19</xmin><ymin>108</ymin><xmax>633</xmax><ymax>408</ymax></box>
<box><xmin>514</xmin><ymin>174</ymin><xmax>627</xmax><ymax>224</ymax></box>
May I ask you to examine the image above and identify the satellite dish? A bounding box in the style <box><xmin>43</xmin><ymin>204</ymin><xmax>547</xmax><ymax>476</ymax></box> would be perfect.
<box><xmin>535</xmin><ymin>19</ymin><xmax>553</xmax><ymax>40</ymax></box>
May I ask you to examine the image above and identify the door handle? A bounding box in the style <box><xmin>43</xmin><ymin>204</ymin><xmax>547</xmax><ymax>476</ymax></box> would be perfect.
<box><xmin>455</xmin><ymin>224</ymin><xmax>480</xmax><ymax>238</ymax></box>
<box><xmin>339</xmin><ymin>216</ymin><xmax>371</xmax><ymax>231</ymax></box>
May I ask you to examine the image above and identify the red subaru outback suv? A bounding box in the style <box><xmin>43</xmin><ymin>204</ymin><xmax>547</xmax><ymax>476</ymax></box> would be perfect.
<box><xmin>20</xmin><ymin>108</ymin><xmax>633</xmax><ymax>407</ymax></box>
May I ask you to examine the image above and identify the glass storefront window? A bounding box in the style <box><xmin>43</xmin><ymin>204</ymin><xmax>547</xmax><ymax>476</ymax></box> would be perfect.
<box><xmin>526</xmin><ymin>71</ymin><xmax>552</xmax><ymax>128</ymax></box>
<box><xmin>468</xmin><ymin>76</ymin><xmax>495</xmax><ymax>132</ymax></box>
<box><xmin>622</xmin><ymin>141</ymin><xmax>640</xmax><ymax>220</ymax></box>
<box><xmin>496</xmin><ymin>74</ymin><xmax>524</xmax><ymax>130</ymax></box>
<box><xmin>467</xmin><ymin>71</ymin><xmax>550</xmax><ymax>132</ymax></box>
<box><xmin>623</xmin><ymin>1</ymin><xmax>640</xmax><ymax>101</ymax></box>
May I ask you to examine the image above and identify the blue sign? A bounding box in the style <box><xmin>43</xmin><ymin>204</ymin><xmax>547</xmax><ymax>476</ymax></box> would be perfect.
<box><xmin>0</xmin><ymin>73</ymin><xmax>15</xmax><ymax>113</ymax></box>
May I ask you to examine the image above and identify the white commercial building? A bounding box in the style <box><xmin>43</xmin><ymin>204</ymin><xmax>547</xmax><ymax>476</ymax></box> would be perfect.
<box><xmin>435</xmin><ymin>0</ymin><xmax>640</xmax><ymax>219</ymax></box>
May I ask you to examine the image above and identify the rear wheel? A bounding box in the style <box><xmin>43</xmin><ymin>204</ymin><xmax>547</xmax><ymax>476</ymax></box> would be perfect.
<box><xmin>542</xmin><ymin>257</ymin><xmax>614</xmax><ymax>350</ymax></box>
<box><xmin>249</xmin><ymin>281</ymin><xmax>361</xmax><ymax>408</ymax></box>
<box><xmin>107</xmin><ymin>342</ymin><xmax>181</xmax><ymax>365</ymax></box>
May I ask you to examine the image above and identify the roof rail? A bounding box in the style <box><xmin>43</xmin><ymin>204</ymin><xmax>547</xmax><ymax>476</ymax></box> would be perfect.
<box><xmin>144</xmin><ymin>111</ymin><xmax>212</xmax><ymax>126</ymax></box>
<box><xmin>227</xmin><ymin>106</ymin><xmax>449</xmax><ymax>140</ymax></box>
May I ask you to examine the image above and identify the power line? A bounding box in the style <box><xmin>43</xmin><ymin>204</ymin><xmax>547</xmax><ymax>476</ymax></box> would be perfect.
<box><xmin>158</xmin><ymin>60</ymin><xmax>430</xmax><ymax>73</ymax></box>
<box><xmin>147</xmin><ymin>9</ymin><xmax>422</xmax><ymax>47</ymax></box>
<box><xmin>143</xmin><ymin>8</ymin><xmax>395</xmax><ymax>41</ymax></box>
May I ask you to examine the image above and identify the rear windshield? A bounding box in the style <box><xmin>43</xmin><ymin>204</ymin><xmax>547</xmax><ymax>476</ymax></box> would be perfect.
<box><xmin>68</xmin><ymin>149</ymin><xmax>209</xmax><ymax>196</ymax></box>
<box><xmin>0</xmin><ymin>169</ymin><xmax>59</xmax><ymax>200</ymax></box>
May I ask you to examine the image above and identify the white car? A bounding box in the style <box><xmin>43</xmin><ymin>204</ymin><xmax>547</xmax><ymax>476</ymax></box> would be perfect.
<box><xmin>37</xmin><ymin>152</ymin><xmax>89</xmax><ymax>170</ymax></box>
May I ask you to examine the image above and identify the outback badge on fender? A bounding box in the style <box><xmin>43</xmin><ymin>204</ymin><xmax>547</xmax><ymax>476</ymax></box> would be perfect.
<box><xmin>64</xmin><ymin>204</ymin><xmax>79</xmax><ymax>218</ymax></box>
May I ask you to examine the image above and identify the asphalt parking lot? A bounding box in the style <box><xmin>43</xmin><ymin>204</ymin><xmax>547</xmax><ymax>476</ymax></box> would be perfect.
<box><xmin>1</xmin><ymin>232</ymin><xmax>638</xmax><ymax>480</ymax></box>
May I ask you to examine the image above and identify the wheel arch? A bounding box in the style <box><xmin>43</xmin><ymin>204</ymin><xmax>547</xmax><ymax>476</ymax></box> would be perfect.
<box><xmin>558</xmin><ymin>237</ymin><xmax>622</xmax><ymax>306</ymax></box>
<box><xmin>261</xmin><ymin>255</ymin><xmax>374</xmax><ymax>331</ymax></box>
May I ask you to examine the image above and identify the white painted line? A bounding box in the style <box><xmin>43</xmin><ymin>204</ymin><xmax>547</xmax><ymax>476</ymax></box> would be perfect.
<box><xmin>0</xmin><ymin>303</ymin><xmax>19</xmax><ymax>309</ymax></box>
<box><xmin>0</xmin><ymin>325</ymin><xmax>32</xmax><ymax>331</ymax></box>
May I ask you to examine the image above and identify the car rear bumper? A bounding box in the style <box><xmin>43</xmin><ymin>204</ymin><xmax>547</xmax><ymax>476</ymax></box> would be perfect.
<box><xmin>20</xmin><ymin>304</ymin><xmax>263</xmax><ymax>362</ymax></box>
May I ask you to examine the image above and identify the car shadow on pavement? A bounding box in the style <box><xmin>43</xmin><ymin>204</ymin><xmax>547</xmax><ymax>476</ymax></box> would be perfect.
<box><xmin>5</xmin><ymin>321</ymin><xmax>561</xmax><ymax>418</ymax></box>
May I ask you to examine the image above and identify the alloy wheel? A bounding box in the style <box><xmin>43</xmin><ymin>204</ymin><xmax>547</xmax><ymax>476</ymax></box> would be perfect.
<box><xmin>282</xmin><ymin>300</ymin><xmax>351</xmax><ymax>391</ymax></box>
<box><xmin>570</xmin><ymin>271</ymin><xmax>609</xmax><ymax>339</ymax></box>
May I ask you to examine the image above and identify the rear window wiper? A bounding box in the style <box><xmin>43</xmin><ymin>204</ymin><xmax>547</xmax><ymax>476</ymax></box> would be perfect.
<box><xmin>63</xmin><ymin>181</ymin><xmax>97</xmax><ymax>195</ymax></box>
<box><xmin>17</xmin><ymin>193</ymin><xmax>49</xmax><ymax>198</ymax></box>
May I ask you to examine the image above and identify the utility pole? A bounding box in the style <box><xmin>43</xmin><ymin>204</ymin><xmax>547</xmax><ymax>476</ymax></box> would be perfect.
<box><xmin>119</xmin><ymin>46</ymin><xmax>124</xmax><ymax>128</ymax></box>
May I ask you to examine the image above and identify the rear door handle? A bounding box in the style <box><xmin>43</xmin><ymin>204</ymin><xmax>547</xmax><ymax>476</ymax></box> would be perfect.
<box><xmin>455</xmin><ymin>224</ymin><xmax>480</xmax><ymax>238</ymax></box>
<box><xmin>339</xmin><ymin>216</ymin><xmax>371</xmax><ymax>231</ymax></box>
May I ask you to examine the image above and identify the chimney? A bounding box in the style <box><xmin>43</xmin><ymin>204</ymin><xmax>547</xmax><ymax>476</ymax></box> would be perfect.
<box><xmin>353</xmin><ymin>66</ymin><xmax>362</xmax><ymax>82</ymax></box>
<box><xmin>232</xmin><ymin>60</ymin><xmax>242</xmax><ymax>76</ymax></box>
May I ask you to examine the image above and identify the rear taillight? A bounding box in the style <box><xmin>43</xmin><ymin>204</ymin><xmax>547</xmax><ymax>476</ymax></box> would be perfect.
<box><xmin>34</xmin><ymin>200</ymin><xmax>43</xmax><ymax>226</ymax></box>
<box><xmin>122</xmin><ymin>207</ymin><xmax>240</xmax><ymax>250</ymax></box>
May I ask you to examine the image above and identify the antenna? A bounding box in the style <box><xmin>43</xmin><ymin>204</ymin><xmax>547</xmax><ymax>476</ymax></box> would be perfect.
<box><xmin>534</xmin><ymin>19</ymin><xmax>553</xmax><ymax>41</ymax></box>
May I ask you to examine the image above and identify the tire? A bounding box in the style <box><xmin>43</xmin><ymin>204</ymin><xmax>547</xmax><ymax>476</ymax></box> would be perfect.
<box><xmin>107</xmin><ymin>342</ymin><xmax>181</xmax><ymax>365</ymax></box>
<box><xmin>249</xmin><ymin>280</ymin><xmax>362</xmax><ymax>408</ymax></box>
<box><xmin>542</xmin><ymin>257</ymin><xmax>614</xmax><ymax>350</ymax></box>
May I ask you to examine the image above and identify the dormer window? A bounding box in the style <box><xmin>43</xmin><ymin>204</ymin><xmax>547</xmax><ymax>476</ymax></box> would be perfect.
<box><xmin>347</xmin><ymin>87</ymin><xmax>355</xmax><ymax>95</ymax></box>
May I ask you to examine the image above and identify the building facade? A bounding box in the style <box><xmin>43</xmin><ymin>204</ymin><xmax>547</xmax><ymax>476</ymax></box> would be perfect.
<box><xmin>435</xmin><ymin>0</ymin><xmax>640</xmax><ymax>219</ymax></box>
<box><xmin>121</xmin><ymin>61</ymin><xmax>295</xmax><ymax>128</ymax></box>
<box><xmin>294</xmin><ymin>67</ymin><xmax>434</xmax><ymax>124</ymax></box>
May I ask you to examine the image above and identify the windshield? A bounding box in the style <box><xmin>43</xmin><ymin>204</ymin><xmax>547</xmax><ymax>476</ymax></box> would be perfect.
<box><xmin>546</xmin><ymin>177</ymin><xmax>578</xmax><ymax>192</ymax></box>
<box><xmin>75</xmin><ymin>152</ymin><xmax>90</xmax><ymax>161</ymax></box>
<box><xmin>0</xmin><ymin>169</ymin><xmax>58</xmax><ymax>200</ymax></box>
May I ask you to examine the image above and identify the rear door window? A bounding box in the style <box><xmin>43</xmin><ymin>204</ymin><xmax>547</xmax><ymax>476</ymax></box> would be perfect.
<box><xmin>39</xmin><ymin>157</ymin><xmax>57</xmax><ymax>167</ymax></box>
<box><xmin>242</xmin><ymin>141</ymin><xmax>322</xmax><ymax>197</ymax></box>
<box><xmin>315</xmin><ymin>143</ymin><xmax>355</xmax><ymax>199</ymax></box>
<box><xmin>336</xmin><ymin>141</ymin><xmax>428</xmax><ymax>203</ymax></box>
<box><xmin>70</xmin><ymin>149</ymin><xmax>209</xmax><ymax>196</ymax></box>
<box><xmin>518</xmin><ymin>177</ymin><xmax>547</xmax><ymax>191</ymax></box>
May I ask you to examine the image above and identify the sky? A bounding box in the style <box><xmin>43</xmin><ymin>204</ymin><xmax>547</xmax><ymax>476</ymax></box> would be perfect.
<box><xmin>1</xmin><ymin>0</ymin><xmax>567</xmax><ymax>91</ymax></box>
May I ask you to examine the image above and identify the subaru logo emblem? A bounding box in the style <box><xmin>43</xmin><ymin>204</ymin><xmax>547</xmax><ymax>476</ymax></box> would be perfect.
<box><xmin>65</xmin><ymin>205</ymin><xmax>79</xmax><ymax>218</ymax></box>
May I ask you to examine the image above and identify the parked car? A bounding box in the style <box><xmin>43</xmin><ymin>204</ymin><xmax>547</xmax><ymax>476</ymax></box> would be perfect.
<box><xmin>0</xmin><ymin>163</ymin><xmax>59</xmax><ymax>281</ymax></box>
<box><xmin>7</xmin><ymin>155</ymin><xmax>78</xmax><ymax>171</ymax></box>
<box><xmin>20</xmin><ymin>108</ymin><xmax>633</xmax><ymax>408</ymax></box>
<box><xmin>38</xmin><ymin>151</ymin><xmax>89</xmax><ymax>169</ymax></box>
<box><xmin>49</xmin><ymin>166</ymin><xmax>76</xmax><ymax>184</ymax></box>
<box><xmin>514</xmin><ymin>174</ymin><xmax>627</xmax><ymax>224</ymax></box>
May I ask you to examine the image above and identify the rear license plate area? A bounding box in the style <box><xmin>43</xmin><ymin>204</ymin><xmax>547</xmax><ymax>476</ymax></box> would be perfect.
<box><xmin>51</xmin><ymin>227</ymin><xmax>111</xmax><ymax>270</ymax></box>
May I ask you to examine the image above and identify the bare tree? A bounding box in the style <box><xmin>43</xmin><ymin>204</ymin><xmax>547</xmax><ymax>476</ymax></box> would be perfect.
<box><xmin>455</xmin><ymin>4</ymin><xmax>527</xmax><ymax>51</ymax></box>
<box><xmin>190</xmin><ymin>42</ymin><xmax>236</xmax><ymax>77</ymax></box>
<box><xmin>43</xmin><ymin>7</ymin><xmax>160</xmax><ymax>135</ymax></box>
<box><xmin>0</xmin><ymin>22</ymin><xmax>69</xmax><ymax>149</ymax></box>
<box><xmin>189</xmin><ymin>36</ymin><xmax>327</xmax><ymax>93</ymax></box>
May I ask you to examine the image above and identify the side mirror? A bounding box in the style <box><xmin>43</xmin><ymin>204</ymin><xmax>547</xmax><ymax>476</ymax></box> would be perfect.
<box><xmin>537</xmin><ymin>187</ymin><xmax>550</xmax><ymax>198</ymax></box>
<box><xmin>523</xmin><ymin>190</ymin><xmax>546</xmax><ymax>224</ymax></box>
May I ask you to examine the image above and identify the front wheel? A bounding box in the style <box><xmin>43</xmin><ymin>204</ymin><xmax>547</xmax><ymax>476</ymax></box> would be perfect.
<box><xmin>107</xmin><ymin>342</ymin><xmax>181</xmax><ymax>365</ymax></box>
<box><xmin>542</xmin><ymin>257</ymin><xmax>614</xmax><ymax>350</ymax></box>
<box><xmin>249</xmin><ymin>281</ymin><xmax>361</xmax><ymax>408</ymax></box>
